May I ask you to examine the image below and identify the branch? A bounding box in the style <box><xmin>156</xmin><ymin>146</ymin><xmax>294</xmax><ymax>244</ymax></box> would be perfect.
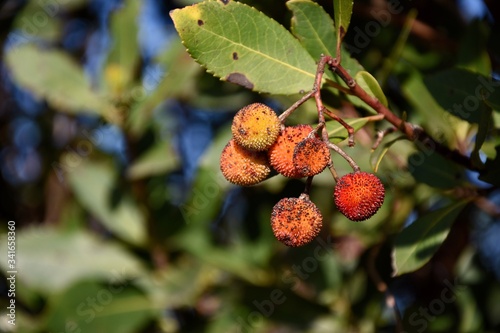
<box><xmin>324</xmin><ymin>55</ymin><xmax>477</xmax><ymax>171</ymax></box>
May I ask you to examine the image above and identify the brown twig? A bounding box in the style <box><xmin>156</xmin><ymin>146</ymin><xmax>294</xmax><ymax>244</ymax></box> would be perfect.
<box><xmin>324</xmin><ymin>55</ymin><xmax>477</xmax><ymax>171</ymax></box>
<box><xmin>278</xmin><ymin>90</ymin><xmax>315</xmax><ymax>122</ymax></box>
<box><xmin>324</xmin><ymin>79</ymin><xmax>354</xmax><ymax>95</ymax></box>
<box><xmin>322</xmin><ymin>107</ymin><xmax>355</xmax><ymax>146</ymax></box>
<box><xmin>313</xmin><ymin>56</ymin><xmax>357</xmax><ymax>146</ymax></box>
<box><xmin>372</xmin><ymin>127</ymin><xmax>397</xmax><ymax>151</ymax></box>
<box><xmin>302</xmin><ymin>176</ymin><xmax>314</xmax><ymax>195</ymax></box>
<box><xmin>311</xmin><ymin>56</ymin><xmax>361</xmax><ymax>173</ymax></box>
<box><xmin>327</xmin><ymin>158</ymin><xmax>339</xmax><ymax>181</ymax></box>
<box><xmin>326</xmin><ymin>141</ymin><xmax>360</xmax><ymax>173</ymax></box>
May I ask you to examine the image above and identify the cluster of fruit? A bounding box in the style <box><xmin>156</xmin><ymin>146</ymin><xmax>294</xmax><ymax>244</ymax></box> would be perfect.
<box><xmin>220</xmin><ymin>103</ymin><xmax>385</xmax><ymax>247</ymax></box>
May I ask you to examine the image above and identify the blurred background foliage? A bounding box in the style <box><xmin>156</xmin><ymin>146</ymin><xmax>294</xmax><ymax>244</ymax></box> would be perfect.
<box><xmin>0</xmin><ymin>0</ymin><xmax>500</xmax><ymax>332</ymax></box>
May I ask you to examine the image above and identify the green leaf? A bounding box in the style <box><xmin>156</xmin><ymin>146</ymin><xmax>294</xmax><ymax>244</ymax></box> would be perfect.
<box><xmin>45</xmin><ymin>281</ymin><xmax>153</xmax><ymax>333</ymax></box>
<box><xmin>333</xmin><ymin>0</ymin><xmax>353</xmax><ymax>38</ymax></box>
<box><xmin>127</xmin><ymin>141</ymin><xmax>180</xmax><ymax>180</ymax></box>
<box><xmin>355</xmin><ymin>71</ymin><xmax>388</xmax><ymax>107</ymax></box>
<box><xmin>139</xmin><ymin>259</ymin><xmax>219</xmax><ymax>309</ymax></box>
<box><xmin>12</xmin><ymin>2</ymin><xmax>61</xmax><ymax>42</ymax></box>
<box><xmin>409</xmin><ymin>151</ymin><xmax>466</xmax><ymax>189</ymax></box>
<box><xmin>370</xmin><ymin>135</ymin><xmax>407</xmax><ymax>172</ymax></box>
<box><xmin>423</xmin><ymin>68</ymin><xmax>496</xmax><ymax>124</ymax></box>
<box><xmin>67</xmin><ymin>159</ymin><xmax>147</xmax><ymax>246</ymax></box>
<box><xmin>170</xmin><ymin>0</ymin><xmax>319</xmax><ymax>95</ymax></box>
<box><xmin>456</xmin><ymin>288</ymin><xmax>484</xmax><ymax>332</ymax></box>
<box><xmin>393</xmin><ymin>200</ymin><xmax>470</xmax><ymax>276</ymax></box>
<box><xmin>287</xmin><ymin>0</ymin><xmax>363</xmax><ymax>75</ymax></box>
<box><xmin>5</xmin><ymin>44</ymin><xmax>118</xmax><ymax>122</ymax></box>
<box><xmin>401</xmin><ymin>67</ymin><xmax>456</xmax><ymax>142</ymax></box>
<box><xmin>105</xmin><ymin>0</ymin><xmax>141</xmax><ymax>92</ymax></box>
<box><xmin>0</xmin><ymin>228</ymin><xmax>144</xmax><ymax>293</ymax></box>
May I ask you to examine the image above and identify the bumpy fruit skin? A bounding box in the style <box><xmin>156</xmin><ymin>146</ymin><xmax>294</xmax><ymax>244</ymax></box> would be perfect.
<box><xmin>334</xmin><ymin>172</ymin><xmax>385</xmax><ymax>221</ymax></box>
<box><xmin>293</xmin><ymin>138</ymin><xmax>330</xmax><ymax>177</ymax></box>
<box><xmin>271</xmin><ymin>196</ymin><xmax>323</xmax><ymax>247</ymax></box>
<box><xmin>231</xmin><ymin>103</ymin><xmax>281</xmax><ymax>151</ymax></box>
<box><xmin>268</xmin><ymin>124</ymin><xmax>313</xmax><ymax>178</ymax></box>
<box><xmin>220</xmin><ymin>139</ymin><xmax>271</xmax><ymax>186</ymax></box>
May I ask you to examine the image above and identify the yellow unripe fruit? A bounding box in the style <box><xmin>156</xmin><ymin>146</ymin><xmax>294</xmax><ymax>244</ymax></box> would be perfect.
<box><xmin>231</xmin><ymin>103</ymin><xmax>281</xmax><ymax>151</ymax></box>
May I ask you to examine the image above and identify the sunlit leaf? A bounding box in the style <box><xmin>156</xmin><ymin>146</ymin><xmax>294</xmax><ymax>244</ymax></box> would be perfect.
<box><xmin>370</xmin><ymin>135</ymin><xmax>406</xmax><ymax>172</ymax></box>
<box><xmin>287</xmin><ymin>0</ymin><xmax>362</xmax><ymax>75</ymax></box>
<box><xmin>456</xmin><ymin>288</ymin><xmax>484</xmax><ymax>332</ymax></box>
<box><xmin>170</xmin><ymin>0</ymin><xmax>319</xmax><ymax>95</ymax></box>
<box><xmin>355</xmin><ymin>71</ymin><xmax>388</xmax><ymax>108</ymax></box>
<box><xmin>333</xmin><ymin>0</ymin><xmax>353</xmax><ymax>39</ymax></box>
<box><xmin>5</xmin><ymin>44</ymin><xmax>118</xmax><ymax>122</ymax></box>
<box><xmin>393</xmin><ymin>200</ymin><xmax>470</xmax><ymax>276</ymax></box>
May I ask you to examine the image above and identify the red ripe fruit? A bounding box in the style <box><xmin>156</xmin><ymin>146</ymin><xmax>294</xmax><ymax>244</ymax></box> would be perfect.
<box><xmin>268</xmin><ymin>124</ymin><xmax>313</xmax><ymax>178</ymax></box>
<box><xmin>334</xmin><ymin>172</ymin><xmax>385</xmax><ymax>221</ymax></box>
<box><xmin>271</xmin><ymin>195</ymin><xmax>323</xmax><ymax>247</ymax></box>
<box><xmin>293</xmin><ymin>137</ymin><xmax>330</xmax><ymax>177</ymax></box>
<box><xmin>220</xmin><ymin>139</ymin><xmax>271</xmax><ymax>186</ymax></box>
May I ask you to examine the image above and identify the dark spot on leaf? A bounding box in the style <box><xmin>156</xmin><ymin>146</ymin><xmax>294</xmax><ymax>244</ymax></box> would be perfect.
<box><xmin>340</xmin><ymin>26</ymin><xmax>346</xmax><ymax>36</ymax></box>
<box><xmin>220</xmin><ymin>0</ymin><xmax>230</xmax><ymax>4</ymax></box>
<box><xmin>232</xmin><ymin>52</ymin><xmax>238</xmax><ymax>60</ymax></box>
<box><xmin>226</xmin><ymin>72</ymin><xmax>254</xmax><ymax>90</ymax></box>
<box><xmin>197</xmin><ymin>20</ymin><xmax>204</xmax><ymax>26</ymax></box>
